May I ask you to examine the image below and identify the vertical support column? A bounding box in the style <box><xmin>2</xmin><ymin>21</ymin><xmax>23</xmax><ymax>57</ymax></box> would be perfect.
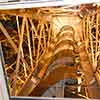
<box><xmin>0</xmin><ymin>43</ymin><xmax>9</xmax><ymax>100</ymax></box>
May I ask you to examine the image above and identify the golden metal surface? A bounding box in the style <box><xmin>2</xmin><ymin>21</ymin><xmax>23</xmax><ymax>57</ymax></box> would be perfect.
<box><xmin>0</xmin><ymin>3</ymin><xmax>100</xmax><ymax>98</ymax></box>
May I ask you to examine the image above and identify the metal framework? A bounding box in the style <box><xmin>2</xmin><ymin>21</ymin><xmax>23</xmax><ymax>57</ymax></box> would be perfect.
<box><xmin>0</xmin><ymin>0</ymin><xmax>100</xmax><ymax>100</ymax></box>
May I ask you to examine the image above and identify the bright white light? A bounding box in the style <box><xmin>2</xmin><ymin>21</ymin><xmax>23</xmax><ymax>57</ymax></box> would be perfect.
<box><xmin>63</xmin><ymin>0</ymin><xmax>100</xmax><ymax>5</ymax></box>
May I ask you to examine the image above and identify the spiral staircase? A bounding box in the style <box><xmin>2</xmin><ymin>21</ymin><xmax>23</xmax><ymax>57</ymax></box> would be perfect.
<box><xmin>0</xmin><ymin>1</ymin><xmax>100</xmax><ymax>100</ymax></box>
